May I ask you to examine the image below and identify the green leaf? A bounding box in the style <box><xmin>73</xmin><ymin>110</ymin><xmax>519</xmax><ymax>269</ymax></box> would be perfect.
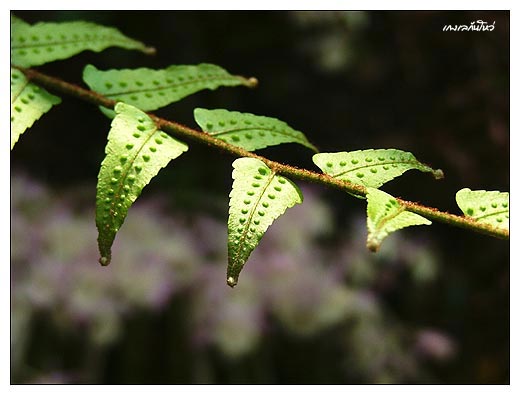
<box><xmin>194</xmin><ymin>108</ymin><xmax>318</xmax><ymax>152</ymax></box>
<box><xmin>96</xmin><ymin>102</ymin><xmax>188</xmax><ymax>265</ymax></box>
<box><xmin>313</xmin><ymin>149</ymin><xmax>443</xmax><ymax>189</ymax></box>
<box><xmin>11</xmin><ymin>67</ymin><xmax>61</xmax><ymax>149</ymax></box>
<box><xmin>83</xmin><ymin>64</ymin><xmax>257</xmax><ymax>116</ymax></box>
<box><xmin>11</xmin><ymin>14</ymin><xmax>30</xmax><ymax>31</ymax></box>
<box><xmin>227</xmin><ymin>158</ymin><xmax>303</xmax><ymax>287</ymax></box>
<box><xmin>455</xmin><ymin>188</ymin><xmax>509</xmax><ymax>232</ymax></box>
<box><xmin>11</xmin><ymin>19</ymin><xmax>153</xmax><ymax>67</ymax></box>
<box><xmin>366</xmin><ymin>187</ymin><xmax>431</xmax><ymax>252</ymax></box>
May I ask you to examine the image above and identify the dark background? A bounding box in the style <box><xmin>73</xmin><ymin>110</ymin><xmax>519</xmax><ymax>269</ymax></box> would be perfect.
<box><xmin>11</xmin><ymin>10</ymin><xmax>509</xmax><ymax>384</ymax></box>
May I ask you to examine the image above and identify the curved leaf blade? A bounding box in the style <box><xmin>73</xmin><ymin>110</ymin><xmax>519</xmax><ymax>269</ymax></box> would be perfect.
<box><xmin>83</xmin><ymin>64</ymin><xmax>256</xmax><ymax>115</ymax></box>
<box><xmin>227</xmin><ymin>158</ymin><xmax>303</xmax><ymax>287</ymax></box>
<box><xmin>455</xmin><ymin>188</ymin><xmax>509</xmax><ymax>232</ymax></box>
<box><xmin>96</xmin><ymin>102</ymin><xmax>188</xmax><ymax>265</ymax></box>
<box><xmin>11</xmin><ymin>19</ymin><xmax>153</xmax><ymax>67</ymax></box>
<box><xmin>313</xmin><ymin>149</ymin><xmax>443</xmax><ymax>189</ymax></box>
<box><xmin>11</xmin><ymin>67</ymin><xmax>61</xmax><ymax>149</ymax></box>
<box><xmin>366</xmin><ymin>187</ymin><xmax>431</xmax><ymax>252</ymax></box>
<box><xmin>194</xmin><ymin>108</ymin><xmax>318</xmax><ymax>152</ymax></box>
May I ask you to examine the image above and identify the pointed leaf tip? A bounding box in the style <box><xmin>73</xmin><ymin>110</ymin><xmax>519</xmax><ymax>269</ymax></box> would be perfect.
<box><xmin>227</xmin><ymin>157</ymin><xmax>303</xmax><ymax>286</ymax></box>
<box><xmin>227</xmin><ymin>276</ymin><xmax>237</xmax><ymax>288</ymax></box>
<box><xmin>95</xmin><ymin>103</ymin><xmax>188</xmax><ymax>264</ymax></box>
<box><xmin>99</xmin><ymin>256</ymin><xmax>111</xmax><ymax>266</ymax></box>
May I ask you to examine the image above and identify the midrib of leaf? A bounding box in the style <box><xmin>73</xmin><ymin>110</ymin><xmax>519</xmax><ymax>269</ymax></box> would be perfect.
<box><xmin>103</xmin><ymin>75</ymin><xmax>245</xmax><ymax>98</ymax></box>
<box><xmin>332</xmin><ymin>160</ymin><xmax>427</xmax><ymax>178</ymax></box>
<box><xmin>210</xmin><ymin>125</ymin><xmax>299</xmax><ymax>140</ymax></box>
<box><xmin>375</xmin><ymin>205</ymin><xmax>406</xmax><ymax>231</ymax></box>
<box><xmin>472</xmin><ymin>209</ymin><xmax>509</xmax><ymax>221</ymax></box>
<box><xmin>232</xmin><ymin>171</ymin><xmax>276</xmax><ymax>265</ymax></box>
<box><xmin>109</xmin><ymin>123</ymin><xmax>158</xmax><ymax>218</ymax></box>
<box><xmin>11</xmin><ymin>79</ymin><xmax>30</xmax><ymax>103</ymax></box>
<box><xmin>12</xmin><ymin>36</ymin><xmax>134</xmax><ymax>49</ymax></box>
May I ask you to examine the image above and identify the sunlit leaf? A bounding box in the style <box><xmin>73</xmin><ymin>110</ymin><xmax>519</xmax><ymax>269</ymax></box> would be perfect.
<box><xmin>313</xmin><ymin>149</ymin><xmax>443</xmax><ymax>189</ymax></box>
<box><xmin>227</xmin><ymin>158</ymin><xmax>303</xmax><ymax>287</ymax></box>
<box><xmin>83</xmin><ymin>64</ymin><xmax>257</xmax><ymax>116</ymax></box>
<box><xmin>96</xmin><ymin>103</ymin><xmax>188</xmax><ymax>265</ymax></box>
<box><xmin>10</xmin><ymin>67</ymin><xmax>61</xmax><ymax>149</ymax></box>
<box><xmin>194</xmin><ymin>108</ymin><xmax>317</xmax><ymax>152</ymax></box>
<box><xmin>11</xmin><ymin>18</ymin><xmax>153</xmax><ymax>67</ymax></box>
<box><xmin>366</xmin><ymin>187</ymin><xmax>431</xmax><ymax>252</ymax></box>
<box><xmin>455</xmin><ymin>188</ymin><xmax>509</xmax><ymax>232</ymax></box>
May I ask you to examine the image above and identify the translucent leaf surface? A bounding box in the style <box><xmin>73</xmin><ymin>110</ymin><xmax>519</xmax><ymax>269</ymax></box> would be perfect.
<box><xmin>366</xmin><ymin>187</ymin><xmax>431</xmax><ymax>252</ymax></box>
<box><xmin>313</xmin><ymin>149</ymin><xmax>443</xmax><ymax>189</ymax></box>
<box><xmin>83</xmin><ymin>64</ymin><xmax>256</xmax><ymax>115</ymax></box>
<box><xmin>96</xmin><ymin>103</ymin><xmax>188</xmax><ymax>265</ymax></box>
<box><xmin>194</xmin><ymin>108</ymin><xmax>317</xmax><ymax>152</ymax></box>
<box><xmin>11</xmin><ymin>67</ymin><xmax>61</xmax><ymax>149</ymax></box>
<box><xmin>227</xmin><ymin>158</ymin><xmax>303</xmax><ymax>287</ymax></box>
<box><xmin>11</xmin><ymin>14</ymin><xmax>30</xmax><ymax>31</ymax></box>
<box><xmin>11</xmin><ymin>19</ymin><xmax>153</xmax><ymax>67</ymax></box>
<box><xmin>456</xmin><ymin>188</ymin><xmax>509</xmax><ymax>232</ymax></box>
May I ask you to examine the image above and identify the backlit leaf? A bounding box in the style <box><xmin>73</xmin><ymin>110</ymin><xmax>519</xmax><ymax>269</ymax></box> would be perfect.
<box><xmin>11</xmin><ymin>67</ymin><xmax>61</xmax><ymax>149</ymax></box>
<box><xmin>83</xmin><ymin>64</ymin><xmax>257</xmax><ymax>116</ymax></box>
<box><xmin>227</xmin><ymin>158</ymin><xmax>303</xmax><ymax>287</ymax></box>
<box><xmin>194</xmin><ymin>108</ymin><xmax>317</xmax><ymax>152</ymax></box>
<box><xmin>96</xmin><ymin>103</ymin><xmax>188</xmax><ymax>265</ymax></box>
<box><xmin>455</xmin><ymin>188</ymin><xmax>509</xmax><ymax>232</ymax></box>
<box><xmin>366</xmin><ymin>187</ymin><xmax>431</xmax><ymax>252</ymax></box>
<box><xmin>313</xmin><ymin>149</ymin><xmax>443</xmax><ymax>189</ymax></box>
<box><xmin>11</xmin><ymin>18</ymin><xmax>153</xmax><ymax>67</ymax></box>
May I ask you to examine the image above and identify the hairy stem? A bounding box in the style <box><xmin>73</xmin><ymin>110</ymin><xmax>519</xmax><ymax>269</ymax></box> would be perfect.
<box><xmin>15</xmin><ymin>65</ymin><xmax>509</xmax><ymax>241</ymax></box>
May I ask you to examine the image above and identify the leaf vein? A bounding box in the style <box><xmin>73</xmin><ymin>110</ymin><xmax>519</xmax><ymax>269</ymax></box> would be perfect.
<box><xmin>331</xmin><ymin>160</ymin><xmax>426</xmax><ymax>178</ymax></box>
<box><xmin>103</xmin><ymin>75</ymin><xmax>241</xmax><ymax>98</ymax></box>
<box><xmin>232</xmin><ymin>170</ymin><xmax>275</xmax><ymax>268</ymax></box>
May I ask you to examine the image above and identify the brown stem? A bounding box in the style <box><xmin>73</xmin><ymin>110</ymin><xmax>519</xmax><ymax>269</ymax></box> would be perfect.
<box><xmin>14</xmin><ymin>65</ymin><xmax>509</xmax><ymax>240</ymax></box>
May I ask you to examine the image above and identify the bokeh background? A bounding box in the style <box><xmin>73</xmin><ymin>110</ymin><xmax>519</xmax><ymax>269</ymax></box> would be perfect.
<box><xmin>11</xmin><ymin>10</ymin><xmax>509</xmax><ymax>384</ymax></box>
